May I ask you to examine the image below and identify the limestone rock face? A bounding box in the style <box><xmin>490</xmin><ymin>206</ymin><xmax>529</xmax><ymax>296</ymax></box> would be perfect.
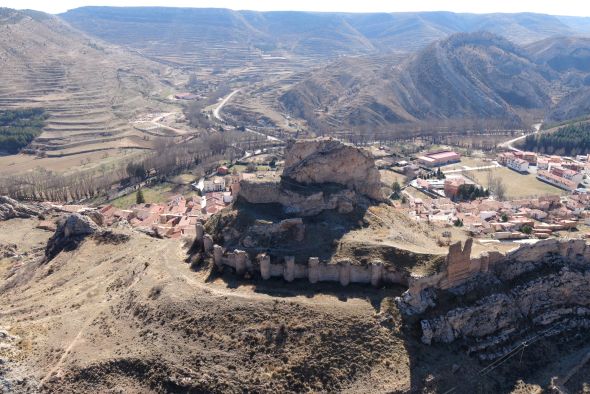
<box><xmin>238</xmin><ymin>179</ymin><xmax>359</xmax><ymax>216</ymax></box>
<box><xmin>421</xmin><ymin>267</ymin><xmax>590</xmax><ymax>347</ymax></box>
<box><xmin>45</xmin><ymin>213</ymin><xmax>99</xmax><ymax>261</ymax></box>
<box><xmin>283</xmin><ymin>138</ymin><xmax>383</xmax><ymax>201</ymax></box>
<box><xmin>0</xmin><ymin>196</ymin><xmax>43</xmax><ymax>221</ymax></box>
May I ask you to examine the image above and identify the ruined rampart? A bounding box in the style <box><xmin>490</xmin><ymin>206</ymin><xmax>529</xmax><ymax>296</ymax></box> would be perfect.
<box><xmin>194</xmin><ymin>223</ymin><xmax>407</xmax><ymax>287</ymax></box>
<box><xmin>394</xmin><ymin>237</ymin><xmax>590</xmax><ymax>359</ymax></box>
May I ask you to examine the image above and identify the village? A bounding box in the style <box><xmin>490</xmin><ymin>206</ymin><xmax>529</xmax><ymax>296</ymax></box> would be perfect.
<box><xmin>54</xmin><ymin>150</ymin><xmax>281</xmax><ymax>239</ymax></box>
<box><xmin>396</xmin><ymin>147</ymin><xmax>590</xmax><ymax>241</ymax></box>
<box><xmin>38</xmin><ymin>138</ymin><xmax>590</xmax><ymax>247</ymax></box>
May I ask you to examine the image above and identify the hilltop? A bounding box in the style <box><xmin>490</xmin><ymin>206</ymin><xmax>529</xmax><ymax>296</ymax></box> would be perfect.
<box><xmin>0</xmin><ymin>8</ymin><xmax>177</xmax><ymax>157</ymax></box>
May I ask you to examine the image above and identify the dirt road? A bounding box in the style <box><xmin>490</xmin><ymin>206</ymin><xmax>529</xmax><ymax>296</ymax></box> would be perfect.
<box><xmin>213</xmin><ymin>89</ymin><xmax>240</xmax><ymax>122</ymax></box>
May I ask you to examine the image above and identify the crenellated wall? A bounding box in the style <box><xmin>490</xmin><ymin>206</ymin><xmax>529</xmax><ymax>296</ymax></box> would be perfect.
<box><xmin>196</xmin><ymin>223</ymin><xmax>407</xmax><ymax>286</ymax></box>
<box><xmin>197</xmin><ymin>221</ymin><xmax>590</xmax><ymax>306</ymax></box>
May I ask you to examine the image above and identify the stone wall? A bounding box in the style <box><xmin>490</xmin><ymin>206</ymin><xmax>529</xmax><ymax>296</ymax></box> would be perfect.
<box><xmin>402</xmin><ymin>238</ymin><xmax>590</xmax><ymax>314</ymax></box>
<box><xmin>238</xmin><ymin>178</ymin><xmax>358</xmax><ymax>216</ymax></box>
<box><xmin>195</xmin><ymin>223</ymin><xmax>407</xmax><ymax>287</ymax></box>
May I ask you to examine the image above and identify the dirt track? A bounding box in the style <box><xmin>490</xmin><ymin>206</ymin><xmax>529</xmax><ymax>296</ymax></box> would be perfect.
<box><xmin>2</xmin><ymin>217</ymin><xmax>588</xmax><ymax>393</ymax></box>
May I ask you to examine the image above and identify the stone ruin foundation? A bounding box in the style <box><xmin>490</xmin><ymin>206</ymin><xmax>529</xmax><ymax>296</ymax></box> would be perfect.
<box><xmin>194</xmin><ymin>223</ymin><xmax>406</xmax><ymax>287</ymax></box>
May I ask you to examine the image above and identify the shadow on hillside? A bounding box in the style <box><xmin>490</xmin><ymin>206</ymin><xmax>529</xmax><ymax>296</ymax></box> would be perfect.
<box><xmin>207</xmin><ymin>267</ymin><xmax>406</xmax><ymax>313</ymax></box>
<box><xmin>208</xmin><ymin>193</ymin><xmax>373</xmax><ymax>263</ymax></box>
<box><xmin>396</xmin><ymin>293</ymin><xmax>590</xmax><ymax>393</ymax></box>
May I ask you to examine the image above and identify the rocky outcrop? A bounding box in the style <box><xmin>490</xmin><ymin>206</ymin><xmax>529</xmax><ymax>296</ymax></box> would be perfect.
<box><xmin>283</xmin><ymin>138</ymin><xmax>383</xmax><ymax>201</ymax></box>
<box><xmin>393</xmin><ymin>237</ymin><xmax>590</xmax><ymax>359</ymax></box>
<box><xmin>421</xmin><ymin>267</ymin><xmax>590</xmax><ymax>352</ymax></box>
<box><xmin>237</xmin><ymin>138</ymin><xmax>382</xmax><ymax>216</ymax></box>
<box><xmin>243</xmin><ymin>218</ymin><xmax>305</xmax><ymax>247</ymax></box>
<box><xmin>0</xmin><ymin>196</ymin><xmax>44</xmax><ymax>221</ymax></box>
<box><xmin>0</xmin><ymin>243</ymin><xmax>18</xmax><ymax>259</ymax></box>
<box><xmin>0</xmin><ymin>327</ymin><xmax>26</xmax><ymax>392</ymax></box>
<box><xmin>238</xmin><ymin>178</ymin><xmax>358</xmax><ymax>216</ymax></box>
<box><xmin>399</xmin><ymin>238</ymin><xmax>590</xmax><ymax>315</ymax></box>
<box><xmin>45</xmin><ymin>213</ymin><xmax>99</xmax><ymax>261</ymax></box>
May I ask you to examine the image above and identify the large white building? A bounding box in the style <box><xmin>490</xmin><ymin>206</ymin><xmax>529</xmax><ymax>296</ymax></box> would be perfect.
<box><xmin>506</xmin><ymin>156</ymin><xmax>529</xmax><ymax>173</ymax></box>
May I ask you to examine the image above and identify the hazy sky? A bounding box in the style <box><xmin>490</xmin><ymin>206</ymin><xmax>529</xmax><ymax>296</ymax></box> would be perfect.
<box><xmin>4</xmin><ymin>0</ymin><xmax>590</xmax><ymax>16</ymax></box>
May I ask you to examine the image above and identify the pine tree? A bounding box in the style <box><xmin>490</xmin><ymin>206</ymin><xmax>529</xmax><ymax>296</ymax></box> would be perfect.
<box><xmin>136</xmin><ymin>188</ymin><xmax>145</xmax><ymax>204</ymax></box>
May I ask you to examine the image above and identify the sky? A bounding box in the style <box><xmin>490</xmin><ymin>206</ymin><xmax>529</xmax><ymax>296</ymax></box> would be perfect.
<box><xmin>3</xmin><ymin>0</ymin><xmax>590</xmax><ymax>17</ymax></box>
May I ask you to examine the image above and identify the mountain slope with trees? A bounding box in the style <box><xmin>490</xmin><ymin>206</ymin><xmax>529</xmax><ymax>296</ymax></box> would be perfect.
<box><xmin>523</xmin><ymin>121</ymin><xmax>590</xmax><ymax>155</ymax></box>
<box><xmin>279</xmin><ymin>32</ymin><xmax>553</xmax><ymax>134</ymax></box>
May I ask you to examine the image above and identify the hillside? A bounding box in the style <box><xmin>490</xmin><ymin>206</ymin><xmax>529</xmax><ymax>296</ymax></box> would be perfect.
<box><xmin>60</xmin><ymin>7</ymin><xmax>590</xmax><ymax>68</ymax></box>
<box><xmin>525</xmin><ymin>36</ymin><xmax>590</xmax><ymax>124</ymax></box>
<box><xmin>3</xmin><ymin>207</ymin><xmax>589</xmax><ymax>393</ymax></box>
<box><xmin>527</xmin><ymin>36</ymin><xmax>590</xmax><ymax>72</ymax></box>
<box><xmin>0</xmin><ymin>8</ymin><xmax>176</xmax><ymax>157</ymax></box>
<box><xmin>279</xmin><ymin>32</ymin><xmax>552</xmax><ymax>133</ymax></box>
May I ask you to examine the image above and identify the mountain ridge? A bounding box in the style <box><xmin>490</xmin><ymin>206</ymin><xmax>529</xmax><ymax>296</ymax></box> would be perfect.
<box><xmin>60</xmin><ymin>7</ymin><xmax>590</xmax><ymax>67</ymax></box>
<box><xmin>278</xmin><ymin>32</ymin><xmax>558</xmax><ymax>132</ymax></box>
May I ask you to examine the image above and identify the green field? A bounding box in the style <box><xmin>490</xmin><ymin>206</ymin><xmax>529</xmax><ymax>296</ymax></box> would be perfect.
<box><xmin>440</xmin><ymin>156</ymin><xmax>491</xmax><ymax>171</ymax></box>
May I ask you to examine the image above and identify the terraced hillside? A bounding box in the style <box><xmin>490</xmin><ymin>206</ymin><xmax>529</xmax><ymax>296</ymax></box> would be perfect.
<box><xmin>61</xmin><ymin>7</ymin><xmax>590</xmax><ymax>69</ymax></box>
<box><xmin>0</xmin><ymin>9</ymin><xmax>177</xmax><ymax>157</ymax></box>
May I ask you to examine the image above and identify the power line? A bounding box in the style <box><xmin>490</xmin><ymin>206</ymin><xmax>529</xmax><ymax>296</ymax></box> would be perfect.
<box><xmin>441</xmin><ymin>320</ymin><xmax>565</xmax><ymax>393</ymax></box>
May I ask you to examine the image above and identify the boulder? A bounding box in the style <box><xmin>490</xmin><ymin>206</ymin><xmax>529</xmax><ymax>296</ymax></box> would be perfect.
<box><xmin>37</xmin><ymin>220</ymin><xmax>57</xmax><ymax>232</ymax></box>
<box><xmin>83</xmin><ymin>210</ymin><xmax>105</xmax><ymax>226</ymax></box>
<box><xmin>0</xmin><ymin>196</ymin><xmax>43</xmax><ymax>221</ymax></box>
<box><xmin>45</xmin><ymin>213</ymin><xmax>99</xmax><ymax>261</ymax></box>
<box><xmin>0</xmin><ymin>243</ymin><xmax>18</xmax><ymax>259</ymax></box>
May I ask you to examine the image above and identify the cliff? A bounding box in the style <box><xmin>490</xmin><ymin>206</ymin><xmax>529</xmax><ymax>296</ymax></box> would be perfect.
<box><xmin>282</xmin><ymin>138</ymin><xmax>383</xmax><ymax>201</ymax></box>
<box><xmin>397</xmin><ymin>237</ymin><xmax>590</xmax><ymax>360</ymax></box>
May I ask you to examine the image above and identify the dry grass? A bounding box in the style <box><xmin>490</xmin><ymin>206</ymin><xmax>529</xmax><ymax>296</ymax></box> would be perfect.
<box><xmin>440</xmin><ymin>156</ymin><xmax>491</xmax><ymax>171</ymax></box>
<box><xmin>0</xmin><ymin>150</ymin><xmax>142</xmax><ymax>176</ymax></box>
<box><xmin>471</xmin><ymin>167</ymin><xmax>566</xmax><ymax>199</ymax></box>
<box><xmin>379</xmin><ymin>170</ymin><xmax>406</xmax><ymax>187</ymax></box>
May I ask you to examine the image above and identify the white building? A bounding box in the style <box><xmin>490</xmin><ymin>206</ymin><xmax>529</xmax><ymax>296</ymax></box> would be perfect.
<box><xmin>202</xmin><ymin>177</ymin><xmax>226</xmax><ymax>193</ymax></box>
<box><xmin>506</xmin><ymin>157</ymin><xmax>529</xmax><ymax>173</ymax></box>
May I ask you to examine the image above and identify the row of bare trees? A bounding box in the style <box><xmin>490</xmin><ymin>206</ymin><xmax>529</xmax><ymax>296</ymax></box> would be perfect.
<box><xmin>329</xmin><ymin>116</ymin><xmax>533</xmax><ymax>146</ymax></box>
<box><xmin>0</xmin><ymin>130</ymin><xmax>267</xmax><ymax>203</ymax></box>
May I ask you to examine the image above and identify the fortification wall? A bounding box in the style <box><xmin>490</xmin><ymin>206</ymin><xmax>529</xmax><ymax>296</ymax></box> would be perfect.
<box><xmin>238</xmin><ymin>178</ymin><xmax>358</xmax><ymax>216</ymax></box>
<box><xmin>403</xmin><ymin>238</ymin><xmax>590</xmax><ymax>314</ymax></box>
<box><xmin>197</xmin><ymin>221</ymin><xmax>590</xmax><ymax>310</ymax></box>
<box><xmin>196</xmin><ymin>223</ymin><xmax>407</xmax><ymax>286</ymax></box>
